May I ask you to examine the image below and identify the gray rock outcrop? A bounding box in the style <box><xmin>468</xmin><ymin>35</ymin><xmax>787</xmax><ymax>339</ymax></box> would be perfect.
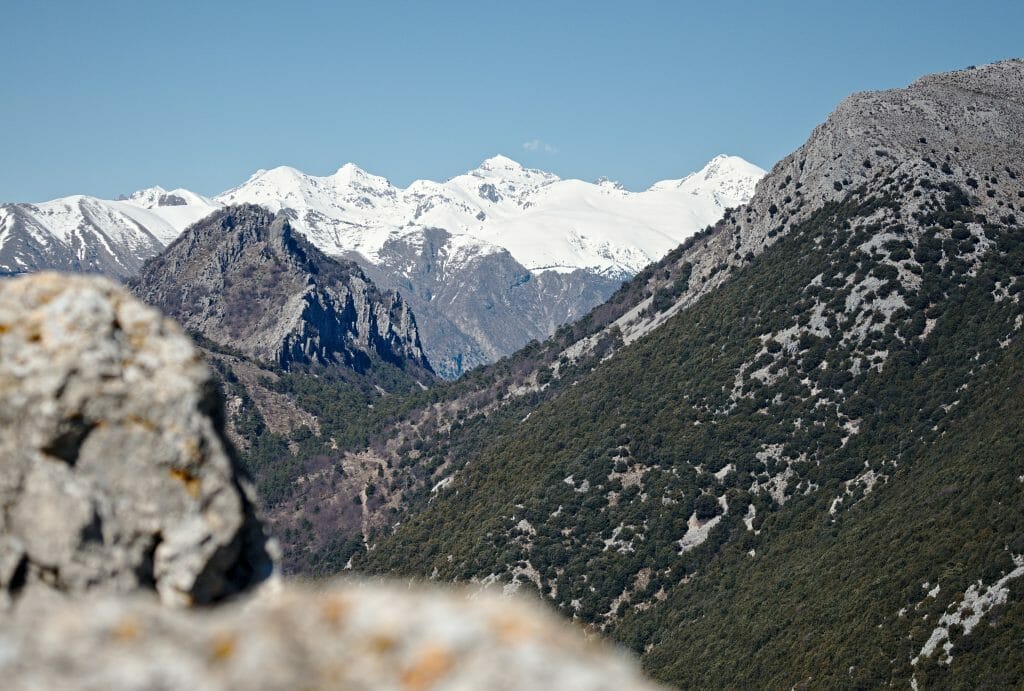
<box><xmin>735</xmin><ymin>59</ymin><xmax>1024</xmax><ymax>250</ymax></box>
<box><xmin>575</xmin><ymin>59</ymin><xmax>1024</xmax><ymax>357</ymax></box>
<box><xmin>131</xmin><ymin>205</ymin><xmax>433</xmax><ymax>375</ymax></box>
<box><xmin>0</xmin><ymin>272</ymin><xmax>275</xmax><ymax>607</ymax></box>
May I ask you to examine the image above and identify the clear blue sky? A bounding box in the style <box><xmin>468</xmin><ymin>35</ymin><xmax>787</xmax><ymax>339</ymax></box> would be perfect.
<box><xmin>2</xmin><ymin>0</ymin><xmax>1022</xmax><ymax>202</ymax></box>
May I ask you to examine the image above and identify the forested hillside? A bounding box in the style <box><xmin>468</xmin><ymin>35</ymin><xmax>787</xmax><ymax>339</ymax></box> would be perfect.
<box><xmin>351</xmin><ymin>61</ymin><xmax>1024</xmax><ymax>687</ymax></box>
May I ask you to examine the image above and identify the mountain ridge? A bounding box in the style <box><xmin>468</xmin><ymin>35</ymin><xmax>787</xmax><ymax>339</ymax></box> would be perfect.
<box><xmin>1</xmin><ymin>154</ymin><xmax>761</xmax><ymax>277</ymax></box>
<box><xmin>216</xmin><ymin>152</ymin><xmax>764</xmax><ymax>277</ymax></box>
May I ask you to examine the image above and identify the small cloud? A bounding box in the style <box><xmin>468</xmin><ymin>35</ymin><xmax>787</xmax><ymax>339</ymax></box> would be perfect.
<box><xmin>522</xmin><ymin>138</ymin><xmax>558</xmax><ymax>154</ymax></box>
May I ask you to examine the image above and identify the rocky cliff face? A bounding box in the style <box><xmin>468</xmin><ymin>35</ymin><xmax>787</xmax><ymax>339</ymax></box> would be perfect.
<box><xmin>131</xmin><ymin>205</ymin><xmax>433</xmax><ymax>375</ymax></box>
<box><xmin>721</xmin><ymin>60</ymin><xmax>1024</xmax><ymax>260</ymax></box>
<box><xmin>0</xmin><ymin>272</ymin><xmax>658</xmax><ymax>691</ymax></box>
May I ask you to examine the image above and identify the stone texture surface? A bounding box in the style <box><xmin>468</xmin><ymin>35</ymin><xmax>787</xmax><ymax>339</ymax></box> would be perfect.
<box><xmin>131</xmin><ymin>204</ymin><xmax>433</xmax><ymax>375</ymax></box>
<box><xmin>0</xmin><ymin>273</ymin><xmax>275</xmax><ymax>607</ymax></box>
<box><xmin>684</xmin><ymin>60</ymin><xmax>1024</xmax><ymax>318</ymax></box>
<box><xmin>0</xmin><ymin>581</ymin><xmax>661</xmax><ymax>690</ymax></box>
<box><xmin>736</xmin><ymin>59</ymin><xmax>1024</xmax><ymax>250</ymax></box>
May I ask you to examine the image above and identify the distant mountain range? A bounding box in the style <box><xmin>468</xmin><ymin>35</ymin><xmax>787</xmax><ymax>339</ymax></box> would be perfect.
<box><xmin>217</xmin><ymin>154</ymin><xmax>762</xmax><ymax>277</ymax></box>
<box><xmin>0</xmin><ymin>155</ymin><xmax>764</xmax><ymax>375</ymax></box>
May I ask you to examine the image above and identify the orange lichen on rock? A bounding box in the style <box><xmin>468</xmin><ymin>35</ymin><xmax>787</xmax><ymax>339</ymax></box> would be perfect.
<box><xmin>400</xmin><ymin>644</ymin><xmax>455</xmax><ymax>691</ymax></box>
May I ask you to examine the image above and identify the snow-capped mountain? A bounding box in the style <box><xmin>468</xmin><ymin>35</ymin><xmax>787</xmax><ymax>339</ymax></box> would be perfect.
<box><xmin>120</xmin><ymin>187</ymin><xmax>221</xmax><ymax>243</ymax></box>
<box><xmin>0</xmin><ymin>188</ymin><xmax>218</xmax><ymax>276</ymax></box>
<box><xmin>1</xmin><ymin>155</ymin><xmax>764</xmax><ymax>375</ymax></box>
<box><xmin>218</xmin><ymin>154</ymin><xmax>763</xmax><ymax>278</ymax></box>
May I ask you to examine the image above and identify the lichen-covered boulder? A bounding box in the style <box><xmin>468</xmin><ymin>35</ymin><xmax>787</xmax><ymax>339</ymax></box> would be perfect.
<box><xmin>0</xmin><ymin>581</ymin><xmax>662</xmax><ymax>690</ymax></box>
<box><xmin>0</xmin><ymin>273</ymin><xmax>275</xmax><ymax>607</ymax></box>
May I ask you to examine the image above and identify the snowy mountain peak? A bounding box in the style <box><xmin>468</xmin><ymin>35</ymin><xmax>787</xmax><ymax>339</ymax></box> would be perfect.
<box><xmin>468</xmin><ymin>155</ymin><xmax>559</xmax><ymax>186</ymax></box>
<box><xmin>127</xmin><ymin>186</ymin><xmax>213</xmax><ymax>210</ymax></box>
<box><xmin>217</xmin><ymin>166</ymin><xmax>318</xmax><ymax>212</ymax></box>
<box><xmin>332</xmin><ymin>162</ymin><xmax>373</xmax><ymax>180</ymax></box>
<box><xmin>644</xmin><ymin>154</ymin><xmax>763</xmax><ymax>202</ymax></box>
<box><xmin>130</xmin><ymin>185</ymin><xmax>167</xmax><ymax>197</ymax></box>
<box><xmin>696</xmin><ymin>154</ymin><xmax>763</xmax><ymax>181</ymax></box>
<box><xmin>257</xmin><ymin>165</ymin><xmax>307</xmax><ymax>183</ymax></box>
<box><xmin>330</xmin><ymin>163</ymin><xmax>396</xmax><ymax>195</ymax></box>
<box><xmin>478</xmin><ymin>154</ymin><xmax>524</xmax><ymax>171</ymax></box>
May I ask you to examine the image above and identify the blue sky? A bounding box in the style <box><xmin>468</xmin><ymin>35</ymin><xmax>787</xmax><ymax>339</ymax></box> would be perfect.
<box><xmin>2</xmin><ymin>1</ymin><xmax>1022</xmax><ymax>201</ymax></box>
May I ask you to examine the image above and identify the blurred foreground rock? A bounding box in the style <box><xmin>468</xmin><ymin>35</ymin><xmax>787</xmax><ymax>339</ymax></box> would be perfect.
<box><xmin>0</xmin><ymin>272</ymin><xmax>658</xmax><ymax>690</ymax></box>
<box><xmin>0</xmin><ymin>273</ymin><xmax>275</xmax><ymax>606</ymax></box>
<box><xmin>0</xmin><ymin>581</ymin><xmax>659</xmax><ymax>690</ymax></box>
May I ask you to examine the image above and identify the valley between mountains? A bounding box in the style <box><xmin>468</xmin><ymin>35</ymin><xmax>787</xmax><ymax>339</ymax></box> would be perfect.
<box><xmin>4</xmin><ymin>59</ymin><xmax>1024</xmax><ymax>688</ymax></box>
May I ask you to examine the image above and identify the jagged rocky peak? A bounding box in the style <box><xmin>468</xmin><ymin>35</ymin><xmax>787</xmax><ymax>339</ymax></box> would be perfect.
<box><xmin>131</xmin><ymin>204</ymin><xmax>433</xmax><ymax>375</ymax></box>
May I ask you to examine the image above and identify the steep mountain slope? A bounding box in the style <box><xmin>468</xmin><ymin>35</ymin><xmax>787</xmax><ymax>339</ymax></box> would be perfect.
<box><xmin>2</xmin><ymin>156</ymin><xmax>762</xmax><ymax>376</ymax></box>
<box><xmin>217</xmin><ymin>216</ymin><xmax>731</xmax><ymax>573</ymax></box>
<box><xmin>342</xmin><ymin>61</ymin><xmax>1024</xmax><ymax>687</ymax></box>
<box><xmin>349</xmin><ymin>230</ymin><xmax>622</xmax><ymax>376</ymax></box>
<box><xmin>131</xmin><ymin>204</ymin><xmax>432</xmax><ymax>375</ymax></box>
